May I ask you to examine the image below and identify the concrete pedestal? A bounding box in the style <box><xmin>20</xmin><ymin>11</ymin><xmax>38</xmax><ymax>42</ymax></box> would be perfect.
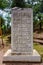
<box><xmin>3</xmin><ymin>49</ymin><xmax>41</xmax><ymax>63</ymax></box>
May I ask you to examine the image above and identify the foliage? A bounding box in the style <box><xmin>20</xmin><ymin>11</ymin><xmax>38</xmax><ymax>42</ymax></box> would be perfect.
<box><xmin>34</xmin><ymin>43</ymin><xmax>43</xmax><ymax>55</ymax></box>
<box><xmin>0</xmin><ymin>0</ymin><xmax>11</xmax><ymax>9</ymax></box>
<box><xmin>0</xmin><ymin>0</ymin><xmax>43</xmax><ymax>33</ymax></box>
<box><xmin>11</xmin><ymin>0</ymin><xmax>25</xmax><ymax>8</ymax></box>
<box><xmin>40</xmin><ymin>0</ymin><xmax>43</xmax><ymax>13</ymax></box>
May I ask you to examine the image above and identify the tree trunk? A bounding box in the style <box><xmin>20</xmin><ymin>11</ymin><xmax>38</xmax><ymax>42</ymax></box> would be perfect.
<box><xmin>39</xmin><ymin>22</ymin><xmax>42</xmax><ymax>30</ymax></box>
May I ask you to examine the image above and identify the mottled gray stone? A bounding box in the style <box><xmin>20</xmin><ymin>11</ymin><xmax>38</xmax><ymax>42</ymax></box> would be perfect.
<box><xmin>11</xmin><ymin>8</ymin><xmax>33</xmax><ymax>54</ymax></box>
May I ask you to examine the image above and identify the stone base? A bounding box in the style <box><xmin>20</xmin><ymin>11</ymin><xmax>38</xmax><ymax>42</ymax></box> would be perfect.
<box><xmin>3</xmin><ymin>49</ymin><xmax>41</xmax><ymax>63</ymax></box>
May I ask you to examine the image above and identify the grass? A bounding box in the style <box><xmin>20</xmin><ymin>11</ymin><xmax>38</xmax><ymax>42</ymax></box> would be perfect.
<box><xmin>34</xmin><ymin>43</ymin><xmax>43</xmax><ymax>60</ymax></box>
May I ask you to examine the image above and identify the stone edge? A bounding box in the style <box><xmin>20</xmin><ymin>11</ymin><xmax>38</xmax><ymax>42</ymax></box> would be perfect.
<box><xmin>3</xmin><ymin>49</ymin><xmax>41</xmax><ymax>63</ymax></box>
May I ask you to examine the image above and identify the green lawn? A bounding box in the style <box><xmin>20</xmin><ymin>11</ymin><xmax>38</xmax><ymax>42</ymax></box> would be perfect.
<box><xmin>34</xmin><ymin>43</ymin><xmax>43</xmax><ymax>60</ymax></box>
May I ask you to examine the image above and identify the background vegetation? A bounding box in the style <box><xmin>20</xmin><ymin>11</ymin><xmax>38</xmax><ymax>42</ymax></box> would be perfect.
<box><xmin>0</xmin><ymin>0</ymin><xmax>43</xmax><ymax>35</ymax></box>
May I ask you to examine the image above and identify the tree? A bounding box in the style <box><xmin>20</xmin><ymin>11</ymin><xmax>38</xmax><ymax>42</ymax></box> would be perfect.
<box><xmin>11</xmin><ymin>0</ymin><xmax>25</xmax><ymax>8</ymax></box>
<box><xmin>27</xmin><ymin>0</ymin><xmax>30</xmax><ymax>4</ymax></box>
<box><xmin>40</xmin><ymin>0</ymin><xmax>43</xmax><ymax>13</ymax></box>
<box><xmin>0</xmin><ymin>16</ymin><xmax>5</xmax><ymax>48</ymax></box>
<box><xmin>38</xmin><ymin>13</ymin><xmax>43</xmax><ymax>30</ymax></box>
<box><xmin>6</xmin><ymin>14</ymin><xmax>11</xmax><ymax>34</ymax></box>
<box><xmin>0</xmin><ymin>0</ymin><xmax>11</xmax><ymax>9</ymax></box>
<box><xmin>33</xmin><ymin>3</ymin><xmax>40</xmax><ymax>16</ymax></box>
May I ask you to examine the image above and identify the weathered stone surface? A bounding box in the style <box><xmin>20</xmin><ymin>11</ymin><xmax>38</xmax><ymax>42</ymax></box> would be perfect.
<box><xmin>3</xmin><ymin>49</ymin><xmax>41</xmax><ymax>62</ymax></box>
<box><xmin>11</xmin><ymin>8</ymin><xmax>33</xmax><ymax>54</ymax></box>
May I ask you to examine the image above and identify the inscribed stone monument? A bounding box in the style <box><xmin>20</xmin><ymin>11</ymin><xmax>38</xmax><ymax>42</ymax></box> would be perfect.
<box><xmin>11</xmin><ymin>8</ymin><xmax>33</xmax><ymax>54</ymax></box>
<box><xmin>3</xmin><ymin>7</ymin><xmax>41</xmax><ymax>63</ymax></box>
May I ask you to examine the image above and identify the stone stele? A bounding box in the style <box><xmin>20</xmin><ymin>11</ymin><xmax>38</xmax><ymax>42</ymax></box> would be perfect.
<box><xmin>3</xmin><ymin>7</ymin><xmax>41</xmax><ymax>63</ymax></box>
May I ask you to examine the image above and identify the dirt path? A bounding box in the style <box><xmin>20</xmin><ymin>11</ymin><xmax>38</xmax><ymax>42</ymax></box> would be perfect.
<box><xmin>0</xmin><ymin>50</ymin><xmax>5</xmax><ymax>65</ymax></box>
